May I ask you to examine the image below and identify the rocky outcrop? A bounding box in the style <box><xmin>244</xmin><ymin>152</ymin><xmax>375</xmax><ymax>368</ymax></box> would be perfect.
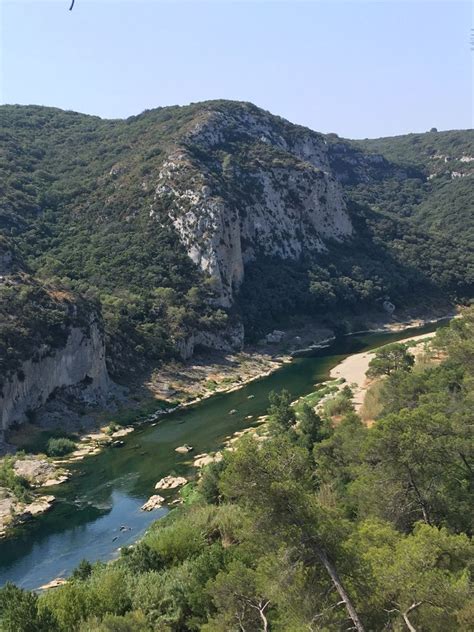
<box><xmin>155</xmin><ymin>475</ymin><xmax>188</xmax><ymax>490</ymax></box>
<box><xmin>0</xmin><ymin>321</ymin><xmax>109</xmax><ymax>434</ymax></box>
<box><xmin>175</xmin><ymin>444</ymin><xmax>193</xmax><ymax>454</ymax></box>
<box><xmin>153</xmin><ymin>106</ymin><xmax>352</xmax><ymax>306</ymax></box>
<box><xmin>141</xmin><ymin>494</ymin><xmax>165</xmax><ymax>511</ymax></box>
<box><xmin>0</xmin><ymin>489</ymin><xmax>56</xmax><ymax>538</ymax></box>
<box><xmin>175</xmin><ymin>322</ymin><xmax>244</xmax><ymax>361</ymax></box>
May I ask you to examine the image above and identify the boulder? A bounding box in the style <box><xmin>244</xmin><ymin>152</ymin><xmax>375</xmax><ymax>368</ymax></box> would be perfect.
<box><xmin>13</xmin><ymin>458</ymin><xmax>57</xmax><ymax>485</ymax></box>
<box><xmin>175</xmin><ymin>444</ymin><xmax>193</xmax><ymax>454</ymax></box>
<box><xmin>193</xmin><ymin>452</ymin><xmax>223</xmax><ymax>468</ymax></box>
<box><xmin>155</xmin><ymin>475</ymin><xmax>188</xmax><ymax>490</ymax></box>
<box><xmin>141</xmin><ymin>494</ymin><xmax>165</xmax><ymax>511</ymax></box>
<box><xmin>21</xmin><ymin>495</ymin><xmax>55</xmax><ymax>518</ymax></box>
<box><xmin>42</xmin><ymin>474</ymin><xmax>69</xmax><ymax>487</ymax></box>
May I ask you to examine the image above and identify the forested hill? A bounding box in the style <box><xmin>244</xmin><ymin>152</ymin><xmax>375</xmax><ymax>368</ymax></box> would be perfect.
<box><xmin>350</xmin><ymin>130</ymin><xmax>474</xmax><ymax>245</ymax></box>
<box><xmin>0</xmin><ymin>102</ymin><xmax>473</xmax><ymax>388</ymax></box>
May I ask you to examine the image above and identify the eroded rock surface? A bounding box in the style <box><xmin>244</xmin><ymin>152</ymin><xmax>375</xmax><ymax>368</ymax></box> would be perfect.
<box><xmin>155</xmin><ymin>475</ymin><xmax>188</xmax><ymax>490</ymax></box>
<box><xmin>153</xmin><ymin>105</ymin><xmax>352</xmax><ymax>307</ymax></box>
<box><xmin>141</xmin><ymin>494</ymin><xmax>165</xmax><ymax>511</ymax></box>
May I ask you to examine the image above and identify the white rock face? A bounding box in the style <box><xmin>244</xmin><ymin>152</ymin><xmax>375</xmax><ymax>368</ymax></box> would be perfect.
<box><xmin>154</xmin><ymin>108</ymin><xmax>353</xmax><ymax>306</ymax></box>
<box><xmin>175</xmin><ymin>322</ymin><xmax>244</xmax><ymax>361</ymax></box>
<box><xmin>0</xmin><ymin>322</ymin><xmax>109</xmax><ymax>434</ymax></box>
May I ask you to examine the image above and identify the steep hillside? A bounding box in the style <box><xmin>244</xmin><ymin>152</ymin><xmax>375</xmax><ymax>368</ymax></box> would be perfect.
<box><xmin>349</xmin><ymin>130</ymin><xmax>474</xmax><ymax>245</ymax></box>
<box><xmin>0</xmin><ymin>237</ymin><xmax>108</xmax><ymax>434</ymax></box>
<box><xmin>0</xmin><ymin>101</ymin><xmax>472</xmax><ymax>428</ymax></box>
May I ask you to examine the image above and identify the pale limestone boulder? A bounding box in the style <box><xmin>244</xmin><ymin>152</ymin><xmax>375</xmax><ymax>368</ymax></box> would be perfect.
<box><xmin>155</xmin><ymin>475</ymin><xmax>188</xmax><ymax>490</ymax></box>
<box><xmin>141</xmin><ymin>494</ymin><xmax>165</xmax><ymax>511</ymax></box>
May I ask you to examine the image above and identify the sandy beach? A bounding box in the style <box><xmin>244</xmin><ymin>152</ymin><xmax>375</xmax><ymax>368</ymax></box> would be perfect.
<box><xmin>329</xmin><ymin>331</ymin><xmax>437</xmax><ymax>412</ymax></box>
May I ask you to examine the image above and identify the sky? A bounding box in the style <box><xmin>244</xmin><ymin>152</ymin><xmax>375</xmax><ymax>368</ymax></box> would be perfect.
<box><xmin>0</xmin><ymin>0</ymin><xmax>472</xmax><ymax>138</ymax></box>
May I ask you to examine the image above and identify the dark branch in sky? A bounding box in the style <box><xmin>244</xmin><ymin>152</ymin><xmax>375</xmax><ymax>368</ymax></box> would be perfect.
<box><xmin>69</xmin><ymin>0</ymin><xmax>75</xmax><ymax>10</ymax></box>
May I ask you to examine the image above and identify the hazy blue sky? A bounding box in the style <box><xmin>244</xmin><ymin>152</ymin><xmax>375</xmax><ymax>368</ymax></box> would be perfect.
<box><xmin>1</xmin><ymin>1</ymin><xmax>472</xmax><ymax>138</ymax></box>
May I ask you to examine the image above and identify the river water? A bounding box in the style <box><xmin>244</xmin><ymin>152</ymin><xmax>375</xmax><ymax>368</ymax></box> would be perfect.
<box><xmin>0</xmin><ymin>322</ymin><xmax>443</xmax><ymax>589</ymax></box>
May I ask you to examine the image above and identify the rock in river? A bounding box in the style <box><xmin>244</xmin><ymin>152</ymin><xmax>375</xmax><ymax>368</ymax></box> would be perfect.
<box><xmin>141</xmin><ymin>494</ymin><xmax>165</xmax><ymax>511</ymax></box>
<box><xmin>155</xmin><ymin>475</ymin><xmax>188</xmax><ymax>490</ymax></box>
<box><xmin>175</xmin><ymin>444</ymin><xmax>193</xmax><ymax>454</ymax></box>
<box><xmin>23</xmin><ymin>495</ymin><xmax>56</xmax><ymax>517</ymax></box>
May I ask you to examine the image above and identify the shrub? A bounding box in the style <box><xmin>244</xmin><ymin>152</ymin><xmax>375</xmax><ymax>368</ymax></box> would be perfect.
<box><xmin>323</xmin><ymin>387</ymin><xmax>354</xmax><ymax>417</ymax></box>
<box><xmin>46</xmin><ymin>438</ymin><xmax>76</xmax><ymax>457</ymax></box>
<box><xmin>120</xmin><ymin>543</ymin><xmax>164</xmax><ymax>574</ymax></box>
<box><xmin>360</xmin><ymin>381</ymin><xmax>384</xmax><ymax>422</ymax></box>
<box><xmin>0</xmin><ymin>458</ymin><xmax>31</xmax><ymax>502</ymax></box>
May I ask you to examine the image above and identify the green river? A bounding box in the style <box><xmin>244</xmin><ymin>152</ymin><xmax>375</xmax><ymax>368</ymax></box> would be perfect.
<box><xmin>0</xmin><ymin>321</ymin><xmax>444</xmax><ymax>589</ymax></box>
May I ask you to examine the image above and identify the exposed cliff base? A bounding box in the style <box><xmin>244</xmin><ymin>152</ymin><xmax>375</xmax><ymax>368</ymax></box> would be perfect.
<box><xmin>123</xmin><ymin>301</ymin><xmax>455</xmax><ymax>411</ymax></box>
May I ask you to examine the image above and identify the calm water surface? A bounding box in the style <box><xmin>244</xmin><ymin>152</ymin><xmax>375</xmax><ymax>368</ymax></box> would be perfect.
<box><xmin>0</xmin><ymin>322</ymin><xmax>443</xmax><ymax>589</ymax></box>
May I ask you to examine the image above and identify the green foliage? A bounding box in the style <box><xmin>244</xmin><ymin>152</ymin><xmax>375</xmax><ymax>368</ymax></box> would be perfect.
<box><xmin>349</xmin><ymin>520</ymin><xmax>473</xmax><ymax>631</ymax></box>
<box><xmin>0</xmin><ymin>583</ymin><xmax>57</xmax><ymax>632</ymax></box>
<box><xmin>0</xmin><ymin>272</ymin><xmax>95</xmax><ymax>384</ymax></box>
<box><xmin>141</xmin><ymin>505</ymin><xmax>212</xmax><ymax>565</ymax></box>
<box><xmin>343</xmin><ymin>130</ymin><xmax>474</xmax><ymax>304</ymax></box>
<box><xmin>296</xmin><ymin>403</ymin><xmax>327</xmax><ymax>451</ymax></box>
<box><xmin>198</xmin><ymin>460</ymin><xmax>227</xmax><ymax>505</ymax></box>
<box><xmin>0</xmin><ymin>104</ymin><xmax>231</xmax><ymax>377</ymax></box>
<box><xmin>350</xmin><ymin>404</ymin><xmax>472</xmax><ymax>531</ymax></box>
<box><xmin>314</xmin><ymin>412</ymin><xmax>367</xmax><ymax>490</ymax></box>
<box><xmin>367</xmin><ymin>342</ymin><xmax>415</xmax><ymax>377</ymax></box>
<box><xmin>78</xmin><ymin>611</ymin><xmax>152</xmax><ymax>632</ymax></box>
<box><xmin>267</xmin><ymin>389</ymin><xmax>296</xmax><ymax>434</ymax></box>
<box><xmin>71</xmin><ymin>559</ymin><xmax>93</xmax><ymax>582</ymax></box>
<box><xmin>9</xmin><ymin>310</ymin><xmax>474</xmax><ymax>631</ymax></box>
<box><xmin>1</xmin><ymin>106</ymin><xmax>473</xmax><ymax>631</ymax></box>
<box><xmin>39</xmin><ymin>579</ymin><xmax>94</xmax><ymax>631</ymax></box>
<box><xmin>203</xmin><ymin>560</ymin><xmax>270</xmax><ymax>632</ymax></box>
<box><xmin>0</xmin><ymin>457</ymin><xmax>31</xmax><ymax>502</ymax></box>
<box><xmin>119</xmin><ymin>543</ymin><xmax>164</xmax><ymax>574</ymax></box>
<box><xmin>359</xmin><ymin>379</ymin><xmax>385</xmax><ymax>421</ymax></box>
<box><xmin>323</xmin><ymin>385</ymin><xmax>355</xmax><ymax>417</ymax></box>
<box><xmin>1</xmin><ymin>103</ymin><xmax>471</xmax><ymax>375</ymax></box>
<box><xmin>46</xmin><ymin>437</ymin><xmax>77</xmax><ymax>457</ymax></box>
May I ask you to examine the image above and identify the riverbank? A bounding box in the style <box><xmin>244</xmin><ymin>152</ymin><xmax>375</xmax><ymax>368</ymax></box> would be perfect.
<box><xmin>0</xmin><ymin>318</ymin><xmax>450</xmax><ymax>588</ymax></box>
<box><xmin>329</xmin><ymin>330</ymin><xmax>438</xmax><ymax>415</ymax></box>
<box><xmin>0</xmin><ymin>455</ymin><xmax>70</xmax><ymax>538</ymax></box>
<box><xmin>0</xmin><ymin>312</ymin><xmax>452</xmax><ymax>540</ymax></box>
<box><xmin>131</xmin><ymin>309</ymin><xmax>454</xmax><ymax>413</ymax></box>
<box><xmin>137</xmin><ymin>320</ymin><xmax>452</xmax><ymax>518</ymax></box>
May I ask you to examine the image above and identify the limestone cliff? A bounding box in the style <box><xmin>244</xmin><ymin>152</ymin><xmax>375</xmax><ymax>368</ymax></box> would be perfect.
<box><xmin>0</xmin><ymin>319</ymin><xmax>109</xmax><ymax>434</ymax></box>
<box><xmin>0</xmin><ymin>243</ymin><xmax>110</xmax><ymax>434</ymax></box>
<box><xmin>176</xmin><ymin>323</ymin><xmax>245</xmax><ymax>361</ymax></box>
<box><xmin>153</xmin><ymin>105</ymin><xmax>352</xmax><ymax>306</ymax></box>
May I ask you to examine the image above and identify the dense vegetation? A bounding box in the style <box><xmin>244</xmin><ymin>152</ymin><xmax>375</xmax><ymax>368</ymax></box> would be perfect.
<box><xmin>0</xmin><ymin>102</ymin><xmax>472</xmax><ymax>377</ymax></box>
<box><xmin>0</xmin><ymin>104</ymin><xmax>231</xmax><ymax>378</ymax></box>
<box><xmin>348</xmin><ymin>130</ymin><xmax>474</xmax><ymax>297</ymax></box>
<box><xmin>1</xmin><ymin>311</ymin><xmax>472</xmax><ymax>631</ymax></box>
<box><xmin>0</xmin><ymin>257</ymin><xmax>98</xmax><ymax>387</ymax></box>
